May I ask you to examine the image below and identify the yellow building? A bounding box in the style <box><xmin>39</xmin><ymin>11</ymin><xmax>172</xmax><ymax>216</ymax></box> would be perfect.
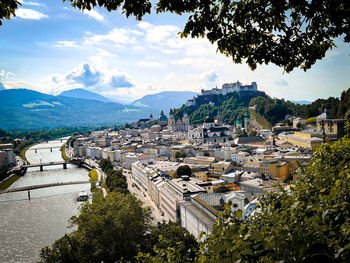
<box><xmin>193</xmin><ymin>171</ymin><xmax>209</xmax><ymax>182</ymax></box>
<box><xmin>278</xmin><ymin>131</ymin><xmax>323</xmax><ymax>149</ymax></box>
<box><xmin>210</xmin><ymin>161</ymin><xmax>234</xmax><ymax>175</ymax></box>
<box><xmin>184</xmin><ymin>156</ymin><xmax>216</xmax><ymax>165</ymax></box>
<box><xmin>260</xmin><ymin>159</ymin><xmax>290</xmax><ymax>182</ymax></box>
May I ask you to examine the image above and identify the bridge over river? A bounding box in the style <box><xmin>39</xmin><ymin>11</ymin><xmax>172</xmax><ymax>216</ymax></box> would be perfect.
<box><xmin>22</xmin><ymin>159</ymin><xmax>91</xmax><ymax>172</ymax></box>
<box><xmin>27</xmin><ymin>146</ymin><xmax>61</xmax><ymax>153</ymax></box>
<box><xmin>0</xmin><ymin>180</ymin><xmax>102</xmax><ymax>194</ymax></box>
<box><xmin>23</xmin><ymin>161</ymin><xmax>69</xmax><ymax>171</ymax></box>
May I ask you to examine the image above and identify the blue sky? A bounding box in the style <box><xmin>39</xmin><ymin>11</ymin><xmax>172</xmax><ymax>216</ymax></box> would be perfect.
<box><xmin>0</xmin><ymin>0</ymin><xmax>349</xmax><ymax>104</ymax></box>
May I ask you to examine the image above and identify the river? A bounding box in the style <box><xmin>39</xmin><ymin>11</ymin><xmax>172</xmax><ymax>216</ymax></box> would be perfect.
<box><xmin>0</xmin><ymin>139</ymin><xmax>91</xmax><ymax>263</ymax></box>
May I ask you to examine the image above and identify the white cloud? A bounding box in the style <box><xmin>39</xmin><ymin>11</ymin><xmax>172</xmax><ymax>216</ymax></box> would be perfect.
<box><xmin>3</xmin><ymin>80</ymin><xmax>37</xmax><ymax>90</ymax></box>
<box><xmin>83</xmin><ymin>9</ymin><xmax>104</xmax><ymax>21</ymax></box>
<box><xmin>41</xmin><ymin>61</ymin><xmax>134</xmax><ymax>95</ymax></box>
<box><xmin>0</xmin><ymin>70</ymin><xmax>14</xmax><ymax>81</ymax></box>
<box><xmin>138</xmin><ymin>60</ymin><xmax>163</xmax><ymax>68</ymax></box>
<box><xmin>55</xmin><ymin>40</ymin><xmax>78</xmax><ymax>48</ymax></box>
<box><xmin>83</xmin><ymin>28</ymin><xmax>138</xmax><ymax>47</ymax></box>
<box><xmin>16</xmin><ymin>8</ymin><xmax>48</xmax><ymax>20</ymax></box>
<box><xmin>19</xmin><ymin>0</ymin><xmax>45</xmax><ymax>6</ymax></box>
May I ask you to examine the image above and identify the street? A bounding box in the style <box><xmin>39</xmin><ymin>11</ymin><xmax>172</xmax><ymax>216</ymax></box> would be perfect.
<box><xmin>125</xmin><ymin>173</ymin><xmax>167</xmax><ymax>225</ymax></box>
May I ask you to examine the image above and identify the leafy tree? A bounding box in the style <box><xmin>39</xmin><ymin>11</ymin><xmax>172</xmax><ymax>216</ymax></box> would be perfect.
<box><xmin>139</xmin><ymin>221</ymin><xmax>199</xmax><ymax>263</ymax></box>
<box><xmin>39</xmin><ymin>192</ymin><xmax>152</xmax><ymax>263</ymax></box>
<box><xmin>106</xmin><ymin>169</ymin><xmax>129</xmax><ymax>194</ymax></box>
<box><xmin>175</xmin><ymin>165</ymin><xmax>192</xmax><ymax>177</ymax></box>
<box><xmin>3</xmin><ymin>1</ymin><xmax>350</xmax><ymax>71</ymax></box>
<box><xmin>99</xmin><ymin>158</ymin><xmax>113</xmax><ymax>172</ymax></box>
<box><xmin>174</xmin><ymin>150</ymin><xmax>186</xmax><ymax>160</ymax></box>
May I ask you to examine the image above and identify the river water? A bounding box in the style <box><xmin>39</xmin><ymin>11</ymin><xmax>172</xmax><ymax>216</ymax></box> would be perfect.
<box><xmin>0</xmin><ymin>139</ymin><xmax>91</xmax><ymax>263</ymax></box>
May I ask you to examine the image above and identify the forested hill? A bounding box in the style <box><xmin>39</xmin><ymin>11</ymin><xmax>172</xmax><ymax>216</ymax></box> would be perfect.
<box><xmin>171</xmin><ymin>91</ymin><xmax>268</xmax><ymax>125</ymax></box>
<box><xmin>251</xmin><ymin>88</ymin><xmax>350</xmax><ymax>125</ymax></box>
<box><xmin>172</xmin><ymin>88</ymin><xmax>350</xmax><ymax>126</ymax></box>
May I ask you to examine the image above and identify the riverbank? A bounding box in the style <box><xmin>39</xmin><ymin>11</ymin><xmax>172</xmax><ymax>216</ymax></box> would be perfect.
<box><xmin>60</xmin><ymin>143</ymin><xmax>70</xmax><ymax>161</ymax></box>
<box><xmin>0</xmin><ymin>175</ymin><xmax>21</xmax><ymax>191</ymax></box>
<box><xmin>19</xmin><ymin>141</ymin><xmax>39</xmax><ymax>165</ymax></box>
<box><xmin>0</xmin><ymin>141</ymin><xmax>38</xmax><ymax>190</ymax></box>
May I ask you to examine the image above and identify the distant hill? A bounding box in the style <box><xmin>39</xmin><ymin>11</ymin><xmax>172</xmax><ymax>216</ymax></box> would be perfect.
<box><xmin>0</xmin><ymin>89</ymin><xmax>149</xmax><ymax>130</ymax></box>
<box><xmin>131</xmin><ymin>91</ymin><xmax>198</xmax><ymax>114</ymax></box>
<box><xmin>59</xmin><ymin>88</ymin><xmax>112</xmax><ymax>103</ymax></box>
<box><xmin>290</xmin><ymin>100</ymin><xmax>311</xmax><ymax>105</ymax></box>
<box><xmin>0</xmin><ymin>82</ymin><xmax>5</xmax><ymax>91</ymax></box>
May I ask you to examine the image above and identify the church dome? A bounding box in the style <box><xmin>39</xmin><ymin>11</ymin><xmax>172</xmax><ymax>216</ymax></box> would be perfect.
<box><xmin>158</xmin><ymin>110</ymin><xmax>168</xmax><ymax>121</ymax></box>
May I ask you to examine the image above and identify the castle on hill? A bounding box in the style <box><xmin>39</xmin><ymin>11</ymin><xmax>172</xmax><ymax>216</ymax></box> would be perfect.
<box><xmin>186</xmin><ymin>81</ymin><xmax>259</xmax><ymax>107</ymax></box>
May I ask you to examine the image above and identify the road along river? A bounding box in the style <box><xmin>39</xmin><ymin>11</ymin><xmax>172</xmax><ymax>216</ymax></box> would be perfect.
<box><xmin>0</xmin><ymin>139</ymin><xmax>91</xmax><ymax>263</ymax></box>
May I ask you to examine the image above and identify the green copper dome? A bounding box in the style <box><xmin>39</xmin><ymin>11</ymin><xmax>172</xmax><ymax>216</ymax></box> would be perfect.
<box><xmin>158</xmin><ymin>110</ymin><xmax>168</xmax><ymax>121</ymax></box>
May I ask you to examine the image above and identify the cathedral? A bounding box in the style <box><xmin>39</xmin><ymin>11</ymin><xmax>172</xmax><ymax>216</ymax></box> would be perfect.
<box><xmin>168</xmin><ymin>113</ymin><xmax>190</xmax><ymax>132</ymax></box>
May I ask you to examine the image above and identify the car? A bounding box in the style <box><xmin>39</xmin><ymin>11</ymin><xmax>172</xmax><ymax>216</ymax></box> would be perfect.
<box><xmin>77</xmin><ymin>191</ymin><xmax>89</xmax><ymax>201</ymax></box>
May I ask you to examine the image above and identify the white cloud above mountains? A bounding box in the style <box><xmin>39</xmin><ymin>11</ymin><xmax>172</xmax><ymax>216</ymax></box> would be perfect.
<box><xmin>42</xmin><ymin>62</ymin><xmax>134</xmax><ymax>96</ymax></box>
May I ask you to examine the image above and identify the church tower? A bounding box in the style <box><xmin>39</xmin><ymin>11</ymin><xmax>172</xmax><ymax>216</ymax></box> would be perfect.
<box><xmin>182</xmin><ymin>113</ymin><xmax>190</xmax><ymax>132</ymax></box>
<box><xmin>216</xmin><ymin>110</ymin><xmax>223</xmax><ymax>126</ymax></box>
<box><xmin>244</xmin><ymin>108</ymin><xmax>251</xmax><ymax>134</ymax></box>
<box><xmin>168</xmin><ymin>114</ymin><xmax>175</xmax><ymax>131</ymax></box>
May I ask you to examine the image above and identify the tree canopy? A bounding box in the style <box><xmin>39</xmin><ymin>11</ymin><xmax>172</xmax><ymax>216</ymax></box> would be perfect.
<box><xmin>1</xmin><ymin>0</ymin><xmax>349</xmax><ymax>72</ymax></box>
<box><xmin>175</xmin><ymin>165</ymin><xmax>192</xmax><ymax>177</ymax></box>
<box><xmin>39</xmin><ymin>193</ymin><xmax>199</xmax><ymax>263</ymax></box>
<box><xmin>39</xmin><ymin>192</ymin><xmax>152</xmax><ymax>263</ymax></box>
<box><xmin>106</xmin><ymin>169</ymin><xmax>129</xmax><ymax>194</ymax></box>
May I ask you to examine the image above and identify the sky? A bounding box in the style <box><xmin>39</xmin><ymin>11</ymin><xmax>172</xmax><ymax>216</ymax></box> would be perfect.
<box><xmin>0</xmin><ymin>0</ymin><xmax>349</xmax><ymax>104</ymax></box>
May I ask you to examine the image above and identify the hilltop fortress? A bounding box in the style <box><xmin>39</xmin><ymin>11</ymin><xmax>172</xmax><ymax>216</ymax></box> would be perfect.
<box><xmin>186</xmin><ymin>81</ymin><xmax>264</xmax><ymax>107</ymax></box>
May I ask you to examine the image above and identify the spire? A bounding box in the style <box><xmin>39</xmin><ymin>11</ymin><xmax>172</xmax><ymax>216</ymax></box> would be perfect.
<box><xmin>244</xmin><ymin>108</ymin><xmax>250</xmax><ymax>119</ymax></box>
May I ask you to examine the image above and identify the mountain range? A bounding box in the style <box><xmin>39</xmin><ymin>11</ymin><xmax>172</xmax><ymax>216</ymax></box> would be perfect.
<box><xmin>59</xmin><ymin>88</ymin><xmax>112</xmax><ymax>103</ymax></box>
<box><xmin>0</xmin><ymin>89</ymin><xmax>148</xmax><ymax>130</ymax></box>
<box><xmin>0</xmin><ymin>88</ymin><xmax>198</xmax><ymax>130</ymax></box>
<box><xmin>131</xmin><ymin>91</ymin><xmax>198</xmax><ymax>114</ymax></box>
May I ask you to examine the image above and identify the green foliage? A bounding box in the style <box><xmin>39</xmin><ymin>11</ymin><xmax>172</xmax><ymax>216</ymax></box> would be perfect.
<box><xmin>139</xmin><ymin>221</ymin><xmax>199</xmax><ymax>263</ymax></box>
<box><xmin>174</xmin><ymin>92</ymin><xmax>262</xmax><ymax>125</ymax></box>
<box><xmin>161</xmin><ymin>0</ymin><xmax>350</xmax><ymax>72</ymax></box>
<box><xmin>250</xmin><ymin>96</ymin><xmax>296</xmax><ymax>125</ymax></box>
<box><xmin>175</xmin><ymin>165</ymin><xmax>192</xmax><ymax>177</ymax></box>
<box><xmin>106</xmin><ymin>169</ymin><xmax>129</xmax><ymax>194</ymax></box>
<box><xmin>39</xmin><ymin>192</ymin><xmax>152</xmax><ymax>263</ymax></box>
<box><xmin>306</xmin><ymin>117</ymin><xmax>317</xmax><ymax>124</ymax></box>
<box><xmin>213</xmin><ymin>185</ymin><xmax>231</xmax><ymax>193</ymax></box>
<box><xmin>60</xmin><ymin>143</ymin><xmax>70</xmax><ymax>161</ymax></box>
<box><xmin>99</xmin><ymin>158</ymin><xmax>113</xmax><ymax>173</ymax></box>
<box><xmin>174</xmin><ymin>150</ymin><xmax>186</xmax><ymax>159</ymax></box>
<box><xmin>0</xmin><ymin>175</ymin><xmax>21</xmax><ymax>191</ymax></box>
<box><xmin>88</xmin><ymin>169</ymin><xmax>98</xmax><ymax>188</ymax></box>
<box><xmin>0</xmin><ymin>0</ymin><xmax>20</xmax><ymax>26</ymax></box>
<box><xmin>249</xmin><ymin>109</ymin><xmax>272</xmax><ymax>129</ymax></box>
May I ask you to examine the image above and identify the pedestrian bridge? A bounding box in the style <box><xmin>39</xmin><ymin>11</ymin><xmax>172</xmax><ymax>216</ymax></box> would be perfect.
<box><xmin>27</xmin><ymin>146</ymin><xmax>61</xmax><ymax>152</ymax></box>
<box><xmin>0</xmin><ymin>180</ymin><xmax>102</xmax><ymax>194</ymax></box>
<box><xmin>23</xmin><ymin>161</ymin><xmax>69</xmax><ymax>171</ymax></box>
